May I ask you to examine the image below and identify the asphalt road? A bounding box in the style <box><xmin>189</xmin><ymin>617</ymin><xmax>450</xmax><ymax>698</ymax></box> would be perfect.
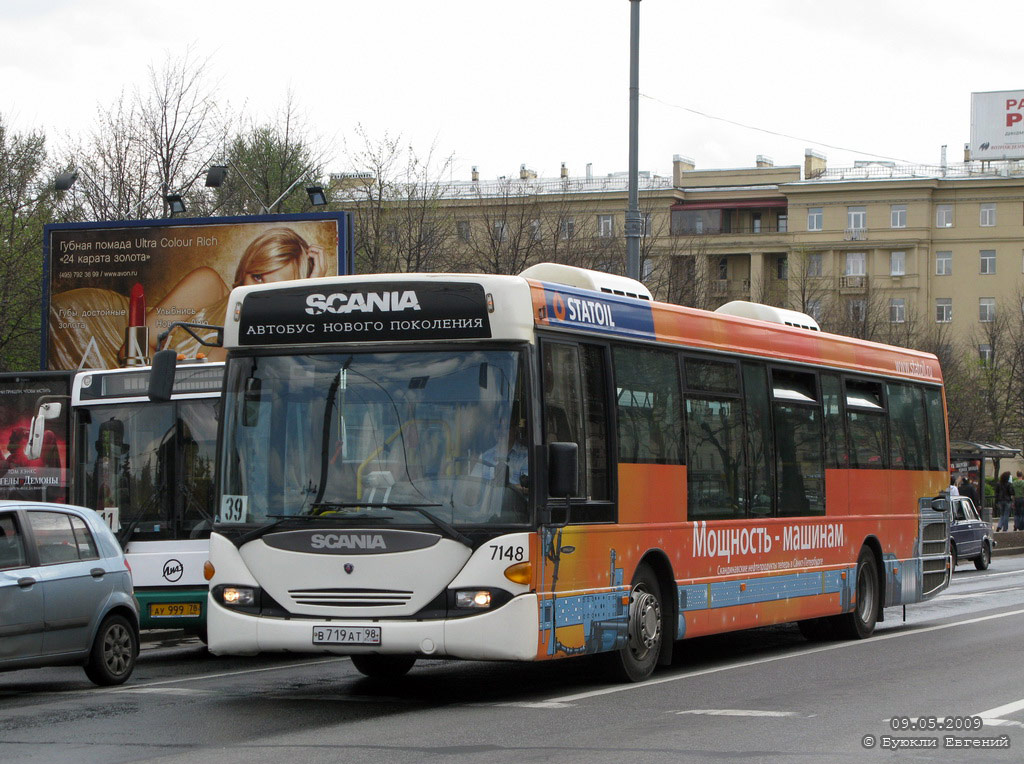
<box><xmin>2</xmin><ymin>558</ymin><xmax>1023</xmax><ymax>764</ymax></box>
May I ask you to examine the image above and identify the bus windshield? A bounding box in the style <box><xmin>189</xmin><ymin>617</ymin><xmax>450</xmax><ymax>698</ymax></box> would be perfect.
<box><xmin>77</xmin><ymin>399</ymin><xmax>218</xmax><ymax>541</ymax></box>
<box><xmin>219</xmin><ymin>349</ymin><xmax>530</xmax><ymax>528</ymax></box>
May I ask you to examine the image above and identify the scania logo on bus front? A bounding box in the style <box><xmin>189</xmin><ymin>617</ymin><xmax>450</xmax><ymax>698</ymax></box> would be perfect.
<box><xmin>304</xmin><ymin>290</ymin><xmax>421</xmax><ymax>316</ymax></box>
<box><xmin>311</xmin><ymin>533</ymin><xmax>386</xmax><ymax>551</ymax></box>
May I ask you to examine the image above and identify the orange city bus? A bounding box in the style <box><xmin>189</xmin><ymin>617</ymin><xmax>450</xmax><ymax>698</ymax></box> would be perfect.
<box><xmin>178</xmin><ymin>263</ymin><xmax>951</xmax><ymax>682</ymax></box>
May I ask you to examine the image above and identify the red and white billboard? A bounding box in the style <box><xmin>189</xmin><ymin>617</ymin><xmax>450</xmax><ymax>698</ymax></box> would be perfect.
<box><xmin>970</xmin><ymin>90</ymin><xmax>1024</xmax><ymax>161</ymax></box>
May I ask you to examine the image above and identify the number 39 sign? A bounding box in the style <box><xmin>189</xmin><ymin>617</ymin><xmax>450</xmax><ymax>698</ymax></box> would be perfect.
<box><xmin>219</xmin><ymin>495</ymin><xmax>248</xmax><ymax>524</ymax></box>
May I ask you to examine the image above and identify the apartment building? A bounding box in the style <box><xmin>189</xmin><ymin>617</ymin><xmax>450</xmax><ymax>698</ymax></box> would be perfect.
<box><xmin>333</xmin><ymin>150</ymin><xmax>1024</xmax><ymax>358</ymax></box>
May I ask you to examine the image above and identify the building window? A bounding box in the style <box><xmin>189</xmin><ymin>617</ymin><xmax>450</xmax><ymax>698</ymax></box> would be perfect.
<box><xmin>936</xmin><ymin>204</ymin><xmax>953</xmax><ymax>228</ymax></box>
<box><xmin>806</xmin><ymin>299</ymin><xmax>822</xmax><ymax>321</ymax></box>
<box><xmin>641</xmin><ymin>258</ymin><xmax>654</xmax><ymax>281</ymax></box>
<box><xmin>847</xmin><ymin>206</ymin><xmax>866</xmax><ymax>230</ymax></box>
<box><xmin>936</xmin><ymin>298</ymin><xmax>952</xmax><ymax>323</ymax></box>
<box><xmin>891</xmin><ymin>204</ymin><xmax>907</xmax><ymax>228</ymax></box>
<box><xmin>598</xmin><ymin>214</ymin><xmax>614</xmax><ymax>238</ymax></box>
<box><xmin>492</xmin><ymin>220</ymin><xmax>507</xmax><ymax>242</ymax></box>
<box><xmin>530</xmin><ymin>218</ymin><xmax>542</xmax><ymax>241</ymax></box>
<box><xmin>807</xmin><ymin>252</ymin><xmax>823</xmax><ymax>277</ymax></box>
<box><xmin>849</xmin><ymin>299</ymin><xmax>866</xmax><ymax>323</ymax></box>
<box><xmin>777</xmin><ymin>255</ymin><xmax>788</xmax><ymax>280</ymax></box>
<box><xmin>456</xmin><ymin>220</ymin><xmax>471</xmax><ymax>242</ymax></box>
<box><xmin>979</xmin><ymin>344</ymin><xmax>993</xmax><ymax>365</ymax></box>
<box><xmin>980</xmin><ymin>249</ymin><xmax>996</xmax><ymax>275</ymax></box>
<box><xmin>807</xmin><ymin>207</ymin><xmax>823</xmax><ymax>231</ymax></box>
<box><xmin>890</xmin><ymin>298</ymin><xmax>906</xmax><ymax>323</ymax></box>
<box><xmin>752</xmin><ymin>213</ymin><xmax>762</xmax><ymax>233</ymax></box>
<box><xmin>717</xmin><ymin>257</ymin><xmax>728</xmax><ymax>280</ymax></box>
<box><xmin>979</xmin><ymin>297</ymin><xmax>996</xmax><ymax>323</ymax></box>
<box><xmin>559</xmin><ymin>218</ymin><xmax>575</xmax><ymax>240</ymax></box>
<box><xmin>980</xmin><ymin>203</ymin><xmax>996</xmax><ymax>227</ymax></box>
<box><xmin>936</xmin><ymin>251</ymin><xmax>952</xmax><ymax>276</ymax></box>
<box><xmin>642</xmin><ymin>213</ymin><xmax>652</xmax><ymax>236</ymax></box>
<box><xmin>845</xmin><ymin>252</ymin><xmax>866</xmax><ymax>276</ymax></box>
<box><xmin>890</xmin><ymin>251</ymin><xmax>906</xmax><ymax>276</ymax></box>
<box><xmin>778</xmin><ymin>213</ymin><xmax>788</xmax><ymax>233</ymax></box>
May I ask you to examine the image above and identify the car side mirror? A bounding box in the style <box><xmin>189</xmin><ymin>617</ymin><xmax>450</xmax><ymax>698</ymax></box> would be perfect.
<box><xmin>27</xmin><ymin>402</ymin><xmax>62</xmax><ymax>460</ymax></box>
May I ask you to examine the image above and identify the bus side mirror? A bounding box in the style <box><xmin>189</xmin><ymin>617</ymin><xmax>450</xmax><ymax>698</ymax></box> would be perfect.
<box><xmin>149</xmin><ymin>349</ymin><xmax>178</xmax><ymax>402</ymax></box>
<box><xmin>547</xmin><ymin>442</ymin><xmax>578</xmax><ymax>498</ymax></box>
<box><xmin>26</xmin><ymin>402</ymin><xmax>62</xmax><ymax>460</ymax></box>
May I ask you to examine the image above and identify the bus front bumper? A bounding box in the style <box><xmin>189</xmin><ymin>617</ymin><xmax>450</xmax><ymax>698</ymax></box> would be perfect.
<box><xmin>207</xmin><ymin>592</ymin><xmax>540</xmax><ymax>662</ymax></box>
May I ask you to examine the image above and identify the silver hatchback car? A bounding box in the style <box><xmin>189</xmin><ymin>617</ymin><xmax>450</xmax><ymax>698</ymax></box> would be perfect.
<box><xmin>0</xmin><ymin>501</ymin><xmax>139</xmax><ymax>685</ymax></box>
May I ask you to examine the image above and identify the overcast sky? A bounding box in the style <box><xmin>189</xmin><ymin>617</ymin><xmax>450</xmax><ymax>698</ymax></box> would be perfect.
<box><xmin>4</xmin><ymin>0</ymin><xmax>1023</xmax><ymax>182</ymax></box>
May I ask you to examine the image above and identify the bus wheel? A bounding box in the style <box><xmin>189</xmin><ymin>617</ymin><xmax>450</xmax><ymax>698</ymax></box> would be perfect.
<box><xmin>832</xmin><ymin>547</ymin><xmax>879</xmax><ymax>640</ymax></box>
<box><xmin>609</xmin><ymin>564</ymin><xmax>662</xmax><ymax>682</ymax></box>
<box><xmin>84</xmin><ymin>614</ymin><xmax>138</xmax><ymax>686</ymax></box>
<box><xmin>350</xmin><ymin>654</ymin><xmax>416</xmax><ymax>679</ymax></box>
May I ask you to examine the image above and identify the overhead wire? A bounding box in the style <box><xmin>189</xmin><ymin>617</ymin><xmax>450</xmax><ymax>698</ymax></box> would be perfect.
<box><xmin>640</xmin><ymin>93</ymin><xmax>926</xmax><ymax>165</ymax></box>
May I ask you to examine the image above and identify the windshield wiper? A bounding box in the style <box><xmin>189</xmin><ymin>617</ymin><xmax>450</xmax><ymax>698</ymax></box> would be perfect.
<box><xmin>232</xmin><ymin>513</ymin><xmax>343</xmax><ymax>545</ymax></box>
<box><xmin>310</xmin><ymin>501</ymin><xmax>472</xmax><ymax>547</ymax></box>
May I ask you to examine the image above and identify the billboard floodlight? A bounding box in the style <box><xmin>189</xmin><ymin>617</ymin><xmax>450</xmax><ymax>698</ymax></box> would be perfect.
<box><xmin>306</xmin><ymin>186</ymin><xmax>327</xmax><ymax>206</ymax></box>
<box><xmin>165</xmin><ymin>194</ymin><xmax>186</xmax><ymax>216</ymax></box>
<box><xmin>205</xmin><ymin>166</ymin><xmax>228</xmax><ymax>187</ymax></box>
<box><xmin>54</xmin><ymin>171</ymin><xmax>79</xmax><ymax>192</ymax></box>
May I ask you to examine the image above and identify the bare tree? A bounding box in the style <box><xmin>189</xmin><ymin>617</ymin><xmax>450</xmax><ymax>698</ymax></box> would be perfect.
<box><xmin>57</xmin><ymin>47</ymin><xmax>224</xmax><ymax>220</ymax></box>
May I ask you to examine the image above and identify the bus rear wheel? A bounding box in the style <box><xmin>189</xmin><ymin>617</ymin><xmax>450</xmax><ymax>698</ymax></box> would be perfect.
<box><xmin>350</xmin><ymin>654</ymin><xmax>416</xmax><ymax>679</ymax></box>
<box><xmin>608</xmin><ymin>563</ymin><xmax>663</xmax><ymax>682</ymax></box>
<box><xmin>831</xmin><ymin>546</ymin><xmax>879</xmax><ymax>640</ymax></box>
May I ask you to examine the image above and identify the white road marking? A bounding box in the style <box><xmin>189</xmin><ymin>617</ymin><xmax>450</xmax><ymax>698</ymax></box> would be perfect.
<box><xmin>106</xmin><ymin>656</ymin><xmax>346</xmax><ymax>693</ymax></box>
<box><xmin>977</xmin><ymin>697</ymin><xmax>1024</xmax><ymax>727</ymax></box>
<box><xmin>531</xmin><ymin>607</ymin><xmax>1024</xmax><ymax>706</ymax></box>
<box><xmin>675</xmin><ymin>709</ymin><xmax>807</xmax><ymax>717</ymax></box>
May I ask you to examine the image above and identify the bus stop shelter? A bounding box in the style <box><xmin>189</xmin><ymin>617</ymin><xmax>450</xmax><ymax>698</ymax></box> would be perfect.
<box><xmin>950</xmin><ymin>440</ymin><xmax>1022</xmax><ymax>523</ymax></box>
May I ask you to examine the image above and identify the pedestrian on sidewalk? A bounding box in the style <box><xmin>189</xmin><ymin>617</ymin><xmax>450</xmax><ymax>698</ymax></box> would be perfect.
<box><xmin>995</xmin><ymin>471</ymin><xmax>1014</xmax><ymax>532</ymax></box>
<box><xmin>1014</xmin><ymin>471</ymin><xmax>1024</xmax><ymax>531</ymax></box>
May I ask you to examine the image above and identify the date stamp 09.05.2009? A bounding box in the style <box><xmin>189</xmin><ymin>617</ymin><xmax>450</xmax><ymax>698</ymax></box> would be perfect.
<box><xmin>861</xmin><ymin>717</ymin><xmax>1011</xmax><ymax>751</ymax></box>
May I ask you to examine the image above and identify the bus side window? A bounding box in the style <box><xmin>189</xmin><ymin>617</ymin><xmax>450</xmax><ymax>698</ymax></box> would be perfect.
<box><xmin>541</xmin><ymin>340</ymin><xmax>612</xmax><ymax>517</ymax></box>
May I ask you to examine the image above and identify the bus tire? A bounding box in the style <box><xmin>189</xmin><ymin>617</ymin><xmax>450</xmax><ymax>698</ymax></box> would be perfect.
<box><xmin>831</xmin><ymin>546</ymin><xmax>879</xmax><ymax>640</ymax></box>
<box><xmin>350</xmin><ymin>654</ymin><xmax>416</xmax><ymax>679</ymax></box>
<box><xmin>609</xmin><ymin>563</ymin><xmax>662</xmax><ymax>683</ymax></box>
<box><xmin>84</xmin><ymin>614</ymin><xmax>138</xmax><ymax>686</ymax></box>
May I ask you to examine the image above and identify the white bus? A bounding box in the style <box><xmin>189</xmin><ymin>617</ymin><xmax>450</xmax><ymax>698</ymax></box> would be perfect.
<box><xmin>37</xmin><ymin>363</ymin><xmax>223</xmax><ymax>635</ymax></box>
<box><xmin>177</xmin><ymin>265</ymin><xmax>949</xmax><ymax>681</ymax></box>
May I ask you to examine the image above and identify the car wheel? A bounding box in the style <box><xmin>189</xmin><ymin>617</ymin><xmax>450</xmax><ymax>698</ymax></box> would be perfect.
<box><xmin>831</xmin><ymin>547</ymin><xmax>879</xmax><ymax>640</ymax></box>
<box><xmin>950</xmin><ymin>542</ymin><xmax>958</xmax><ymax>570</ymax></box>
<box><xmin>608</xmin><ymin>563</ymin><xmax>663</xmax><ymax>682</ymax></box>
<box><xmin>84</xmin><ymin>614</ymin><xmax>138</xmax><ymax>686</ymax></box>
<box><xmin>974</xmin><ymin>541</ymin><xmax>992</xmax><ymax>571</ymax></box>
<box><xmin>350</xmin><ymin>654</ymin><xmax>416</xmax><ymax>679</ymax></box>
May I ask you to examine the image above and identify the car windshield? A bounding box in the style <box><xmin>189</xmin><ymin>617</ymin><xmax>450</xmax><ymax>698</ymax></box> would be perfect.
<box><xmin>218</xmin><ymin>349</ymin><xmax>530</xmax><ymax>528</ymax></box>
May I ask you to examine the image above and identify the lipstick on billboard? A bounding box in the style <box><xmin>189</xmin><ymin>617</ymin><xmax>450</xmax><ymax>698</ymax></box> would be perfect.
<box><xmin>123</xmin><ymin>282</ymin><xmax>150</xmax><ymax>367</ymax></box>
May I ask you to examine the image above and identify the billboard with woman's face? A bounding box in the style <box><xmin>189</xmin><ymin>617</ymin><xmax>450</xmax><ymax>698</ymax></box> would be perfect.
<box><xmin>44</xmin><ymin>212</ymin><xmax>352</xmax><ymax>370</ymax></box>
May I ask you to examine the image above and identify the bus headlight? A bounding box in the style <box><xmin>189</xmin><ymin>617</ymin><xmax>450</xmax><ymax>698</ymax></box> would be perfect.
<box><xmin>455</xmin><ymin>590</ymin><xmax>492</xmax><ymax>609</ymax></box>
<box><xmin>212</xmin><ymin>584</ymin><xmax>259</xmax><ymax>611</ymax></box>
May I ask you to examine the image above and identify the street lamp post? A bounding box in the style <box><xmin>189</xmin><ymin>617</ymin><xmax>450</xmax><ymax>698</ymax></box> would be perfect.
<box><xmin>625</xmin><ymin>0</ymin><xmax>643</xmax><ymax>282</ymax></box>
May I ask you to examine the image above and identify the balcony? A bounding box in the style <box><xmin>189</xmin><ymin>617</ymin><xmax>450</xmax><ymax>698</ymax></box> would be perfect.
<box><xmin>839</xmin><ymin>274</ymin><xmax>867</xmax><ymax>293</ymax></box>
<box><xmin>712</xmin><ymin>278</ymin><xmax>751</xmax><ymax>297</ymax></box>
<box><xmin>844</xmin><ymin>228</ymin><xmax>867</xmax><ymax>241</ymax></box>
